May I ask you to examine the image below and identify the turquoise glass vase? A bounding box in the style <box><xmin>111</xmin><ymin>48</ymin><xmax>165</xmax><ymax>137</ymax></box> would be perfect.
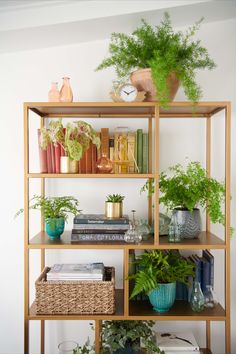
<box><xmin>148</xmin><ymin>282</ymin><xmax>176</xmax><ymax>312</ymax></box>
<box><xmin>45</xmin><ymin>217</ymin><xmax>65</xmax><ymax>239</ymax></box>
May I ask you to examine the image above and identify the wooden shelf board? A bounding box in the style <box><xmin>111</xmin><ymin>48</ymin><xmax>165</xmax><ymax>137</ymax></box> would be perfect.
<box><xmin>129</xmin><ymin>300</ymin><xmax>226</xmax><ymax>321</ymax></box>
<box><xmin>25</xmin><ymin>101</ymin><xmax>228</xmax><ymax>118</ymax></box>
<box><xmin>201</xmin><ymin>350</ymin><xmax>212</xmax><ymax>354</ymax></box>
<box><xmin>29</xmin><ymin>289</ymin><xmax>124</xmax><ymax>320</ymax></box>
<box><xmin>28</xmin><ymin>231</ymin><xmax>225</xmax><ymax>250</ymax></box>
<box><xmin>27</xmin><ymin>173</ymin><xmax>154</xmax><ymax>179</ymax></box>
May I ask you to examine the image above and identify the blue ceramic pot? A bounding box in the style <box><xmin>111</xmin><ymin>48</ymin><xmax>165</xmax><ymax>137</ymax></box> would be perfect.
<box><xmin>45</xmin><ymin>217</ymin><xmax>65</xmax><ymax>239</ymax></box>
<box><xmin>148</xmin><ymin>282</ymin><xmax>176</xmax><ymax>312</ymax></box>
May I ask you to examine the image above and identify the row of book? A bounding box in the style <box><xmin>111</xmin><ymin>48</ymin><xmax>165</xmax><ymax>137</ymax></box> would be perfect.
<box><xmin>38</xmin><ymin>127</ymin><xmax>149</xmax><ymax>174</ymax></box>
<box><xmin>71</xmin><ymin>214</ymin><xmax>130</xmax><ymax>242</ymax></box>
<box><xmin>47</xmin><ymin>263</ymin><xmax>105</xmax><ymax>281</ymax></box>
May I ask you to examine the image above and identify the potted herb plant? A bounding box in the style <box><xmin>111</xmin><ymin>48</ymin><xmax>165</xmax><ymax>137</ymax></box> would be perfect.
<box><xmin>101</xmin><ymin>320</ymin><xmax>163</xmax><ymax>354</ymax></box>
<box><xmin>129</xmin><ymin>251</ymin><xmax>195</xmax><ymax>313</ymax></box>
<box><xmin>15</xmin><ymin>195</ymin><xmax>80</xmax><ymax>239</ymax></box>
<box><xmin>105</xmin><ymin>194</ymin><xmax>125</xmax><ymax>218</ymax></box>
<box><xmin>96</xmin><ymin>12</ymin><xmax>216</xmax><ymax>106</ymax></box>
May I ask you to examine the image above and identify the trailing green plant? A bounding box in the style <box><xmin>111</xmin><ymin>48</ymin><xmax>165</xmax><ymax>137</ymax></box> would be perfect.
<box><xmin>65</xmin><ymin>121</ymin><xmax>100</xmax><ymax>161</ymax></box>
<box><xmin>129</xmin><ymin>250</ymin><xmax>195</xmax><ymax>299</ymax></box>
<box><xmin>141</xmin><ymin>161</ymin><xmax>227</xmax><ymax>228</ymax></box>
<box><xmin>96</xmin><ymin>12</ymin><xmax>216</xmax><ymax>106</ymax></box>
<box><xmin>15</xmin><ymin>195</ymin><xmax>80</xmax><ymax>222</ymax></box>
<box><xmin>106</xmin><ymin>194</ymin><xmax>125</xmax><ymax>203</ymax></box>
<box><xmin>101</xmin><ymin>320</ymin><xmax>164</xmax><ymax>354</ymax></box>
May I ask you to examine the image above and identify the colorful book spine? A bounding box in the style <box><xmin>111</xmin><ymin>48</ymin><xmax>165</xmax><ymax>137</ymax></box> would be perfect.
<box><xmin>137</xmin><ymin>129</ymin><xmax>143</xmax><ymax>173</ymax></box>
<box><xmin>46</xmin><ymin>142</ymin><xmax>53</xmax><ymax>173</ymax></box>
<box><xmin>85</xmin><ymin>144</ymin><xmax>92</xmax><ymax>173</ymax></box>
<box><xmin>101</xmin><ymin>128</ymin><xmax>109</xmax><ymax>158</ymax></box>
<box><xmin>71</xmin><ymin>233</ymin><xmax>125</xmax><ymax>242</ymax></box>
<box><xmin>74</xmin><ymin>216</ymin><xmax>129</xmax><ymax>225</ymax></box>
<box><xmin>127</xmin><ymin>132</ymin><xmax>136</xmax><ymax>173</ymax></box>
<box><xmin>73</xmin><ymin>223</ymin><xmax>129</xmax><ymax>230</ymax></box>
<box><xmin>142</xmin><ymin>133</ymin><xmax>148</xmax><ymax>173</ymax></box>
<box><xmin>114</xmin><ymin>131</ymin><xmax>119</xmax><ymax>173</ymax></box>
<box><xmin>203</xmin><ymin>249</ymin><xmax>214</xmax><ymax>288</ymax></box>
<box><xmin>91</xmin><ymin>143</ymin><xmax>97</xmax><ymax>174</ymax></box>
<box><xmin>37</xmin><ymin>129</ymin><xmax>48</xmax><ymax>173</ymax></box>
<box><xmin>200</xmin><ymin>256</ymin><xmax>210</xmax><ymax>293</ymax></box>
<box><xmin>54</xmin><ymin>143</ymin><xmax>61</xmax><ymax>173</ymax></box>
<box><xmin>79</xmin><ymin>153</ymin><xmax>86</xmax><ymax>173</ymax></box>
<box><xmin>72</xmin><ymin>229</ymin><xmax>126</xmax><ymax>234</ymax></box>
<box><xmin>119</xmin><ymin>132</ymin><xmax>128</xmax><ymax>173</ymax></box>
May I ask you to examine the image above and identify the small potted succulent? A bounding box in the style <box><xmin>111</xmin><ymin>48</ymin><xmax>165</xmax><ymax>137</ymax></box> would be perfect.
<box><xmin>96</xmin><ymin>12</ymin><xmax>216</xmax><ymax>106</ymax></box>
<box><xmin>100</xmin><ymin>320</ymin><xmax>163</xmax><ymax>354</ymax></box>
<box><xmin>129</xmin><ymin>250</ymin><xmax>195</xmax><ymax>312</ymax></box>
<box><xmin>105</xmin><ymin>194</ymin><xmax>125</xmax><ymax>218</ymax></box>
<box><xmin>15</xmin><ymin>195</ymin><xmax>80</xmax><ymax>239</ymax></box>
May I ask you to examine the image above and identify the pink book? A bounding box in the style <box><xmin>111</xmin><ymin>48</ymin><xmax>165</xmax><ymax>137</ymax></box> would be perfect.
<box><xmin>55</xmin><ymin>143</ymin><xmax>61</xmax><ymax>173</ymax></box>
<box><xmin>46</xmin><ymin>143</ymin><xmax>53</xmax><ymax>173</ymax></box>
<box><xmin>37</xmin><ymin>129</ymin><xmax>48</xmax><ymax>173</ymax></box>
<box><xmin>51</xmin><ymin>143</ymin><xmax>56</xmax><ymax>173</ymax></box>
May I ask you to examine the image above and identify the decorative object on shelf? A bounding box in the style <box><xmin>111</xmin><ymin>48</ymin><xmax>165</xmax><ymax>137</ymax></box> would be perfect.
<box><xmin>59</xmin><ymin>77</ymin><xmax>73</xmax><ymax>102</ymax></box>
<box><xmin>96</xmin><ymin>12</ymin><xmax>216</xmax><ymax>106</ymax></box>
<box><xmin>142</xmin><ymin>160</ymin><xmax>228</xmax><ymax>238</ymax></box>
<box><xmin>129</xmin><ymin>250</ymin><xmax>195</xmax><ymax>312</ymax></box>
<box><xmin>100</xmin><ymin>320</ymin><xmax>163</xmax><ymax>354</ymax></box>
<box><xmin>110</xmin><ymin>83</ymin><xmax>146</xmax><ymax>102</ymax></box>
<box><xmin>136</xmin><ymin>219</ymin><xmax>151</xmax><ymax>240</ymax></box>
<box><xmin>48</xmin><ymin>82</ymin><xmax>60</xmax><ymax>102</ymax></box>
<box><xmin>190</xmin><ymin>281</ymin><xmax>205</xmax><ymax>312</ymax></box>
<box><xmin>159</xmin><ymin>213</ymin><xmax>171</xmax><ymax>236</ymax></box>
<box><xmin>62</xmin><ymin>121</ymin><xmax>100</xmax><ymax>173</ymax></box>
<box><xmin>168</xmin><ymin>216</ymin><xmax>183</xmax><ymax>243</ymax></box>
<box><xmin>203</xmin><ymin>285</ymin><xmax>218</xmax><ymax>308</ymax></box>
<box><xmin>35</xmin><ymin>266</ymin><xmax>115</xmax><ymax>314</ymax></box>
<box><xmin>124</xmin><ymin>210</ymin><xmax>142</xmax><ymax>243</ymax></box>
<box><xmin>155</xmin><ymin>331</ymin><xmax>200</xmax><ymax>352</ymax></box>
<box><xmin>15</xmin><ymin>195</ymin><xmax>80</xmax><ymax>240</ymax></box>
<box><xmin>58</xmin><ymin>340</ymin><xmax>79</xmax><ymax>354</ymax></box>
<box><xmin>105</xmin><ymin>194</ymin><xmax>124</xmax><ymax>218</ymax></box>
<box><xmin>96</xmin><ymin>153</ymin><xmax>113</xmax><ymax>173</ymax></box>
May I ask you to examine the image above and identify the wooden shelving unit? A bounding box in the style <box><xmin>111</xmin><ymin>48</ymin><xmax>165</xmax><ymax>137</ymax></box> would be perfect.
<box><xmin>24</xmin><ymin>102</ymin><xmax>231</xmax><ymax>354</ymax></box>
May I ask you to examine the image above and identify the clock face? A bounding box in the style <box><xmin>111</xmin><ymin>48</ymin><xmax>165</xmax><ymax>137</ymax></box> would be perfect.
<box><xmin>119</xmin><ymin>84</ymin><xmax>138</xmax><ymax>102</ymax></box>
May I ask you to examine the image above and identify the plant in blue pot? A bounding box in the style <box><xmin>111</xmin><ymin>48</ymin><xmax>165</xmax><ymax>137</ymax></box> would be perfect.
<box><xmin>15</xmin><ymin>195</ymin><xmax>79</xmax><ymax>240</ymax></box>
<box><xmin>100</xmin><ymin>320</ymin><xmax>163</xmax><ymax>354</ymax></box>
<box><xmin>129</xmin><ymin>250</ymin><xmax>195</xmax><ymax>313</ymax></box>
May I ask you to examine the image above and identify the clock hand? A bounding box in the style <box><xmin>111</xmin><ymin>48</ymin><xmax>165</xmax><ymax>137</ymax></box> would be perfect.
<box><xmin>127</xmin><ymin>90</ymin><xmax>136</xmax><ymax>95</ymax></box>
<box><xmin>123</xmin><ymin>90</ymin><xmax>130</xmax><ymax>95</ymax></box>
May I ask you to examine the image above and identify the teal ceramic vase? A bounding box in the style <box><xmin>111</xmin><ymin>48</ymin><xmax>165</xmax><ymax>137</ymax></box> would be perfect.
<box><xmin>45</xmin><ymin>217</ymin><xmax>65</xmax><ymax>239</ymax></box>
<box><xmin>148</xmin><ymin>282</ymin><xmax>176</xmax><ymax>312</ymax></box>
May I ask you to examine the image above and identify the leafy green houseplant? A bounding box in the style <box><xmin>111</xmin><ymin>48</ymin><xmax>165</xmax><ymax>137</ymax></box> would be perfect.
<box><xmin>129</xmin><ymin>250</ymin><xmax>195</xmax><ymax>312</ymax></box>
<box><xmin>96</xmin><ymin>12</ymin><xmax>216</xmax><ymax>106</ymax></box>
<box><xmin>101</xmin><ymin>320</ymin><xmax>163</xmax><ymax>354</ymax></box>
<box><xmin>105</xmin><ymin>194</ymin><xmax>125</xmax><ymax>218</ymax></box>
<box><xmin>16</xmin><ymin>195</ymin><xmax>80</xmax><ymax>239</ymax></box>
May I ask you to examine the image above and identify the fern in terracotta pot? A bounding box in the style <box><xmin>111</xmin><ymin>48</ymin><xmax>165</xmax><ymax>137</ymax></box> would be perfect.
<box><xmin>96</xmin><ymin>12</ymin><xmax>216</xmax><ymax>106</ymax></box>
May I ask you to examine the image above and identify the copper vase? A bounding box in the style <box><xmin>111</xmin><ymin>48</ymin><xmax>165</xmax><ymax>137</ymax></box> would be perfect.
<box><xmin>130</xmin><ymin>68</ymin><xmax>179</xmax><ymax>102</ymax></box>
<box><xmin>60</xmin><ymin>77</ymin><xmax>73</xmax><ymax>102</ymax></box>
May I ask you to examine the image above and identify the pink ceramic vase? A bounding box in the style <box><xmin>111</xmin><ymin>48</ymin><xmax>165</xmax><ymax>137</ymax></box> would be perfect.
<box><xmin>60</xmin><ymin>77</ymin><xmax>73</xmax><ymax>102</ymax></box>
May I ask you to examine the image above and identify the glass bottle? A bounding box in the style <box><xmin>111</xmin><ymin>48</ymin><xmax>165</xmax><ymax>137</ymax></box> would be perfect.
<box><xmin>168</xmin><ymin>222</ymin><xmax>175</xmax><ymax>243</ymax></box>
<box><xmin>60</xmin><ymin>77</ymin><xmax>73</xmax><ymax>102</ymax></box>
<box><xmin>96</xmin><ymin>153</ymin><xmax>113</xmax><ymax>173</ymax></box>
<box><xmin>136</xmin><ymin>219</ymin><xmax>151</xmax><ymax>240</ymax></box>
<box><xmin>190</xmin><ymin>281</ymin><xmax>205</xmax><ymax>312</ymax></box>
<box><xmin>58</xmin><ymin>340</ymin><xmax>78</xmax><ymax>354</ymax></box>
<box><xmin>204</xmin><ymin>285</ymin><xmax>218</xmax><ymax>308</ymax></box>
<box><xmin>48</xmin><ymin>82</ymin><xmax>60</xmax><ymax>102</ymax></box>
<box><xmin>124</xmin><ymin>210</ymin><xmax>142</xmax><ymax>243</ymax></box>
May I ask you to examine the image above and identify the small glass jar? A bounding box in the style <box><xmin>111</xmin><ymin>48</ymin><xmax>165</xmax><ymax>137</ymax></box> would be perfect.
<box><xmin>58</xmin><ymin>340</ymin><xmax>78</xmax><ymax>354</ymax></box>
<box><xmin>204</xmin><ymin>285</ymin><xmax>218</xmax><ymax>308</ymax></box>
<box><xmin>190</xmin><ymin>281</ymin><xmax>205</xmax><ymax>312</ymax></box>
<box><xmin>168</xmin><ymin>223</ymin><xmax>175</xmax><ymax>243</ymax></box>
<box><xmin>124</xmin><ymin>223</ymin><xmax>142</xmax><ymax>244</ymax></box>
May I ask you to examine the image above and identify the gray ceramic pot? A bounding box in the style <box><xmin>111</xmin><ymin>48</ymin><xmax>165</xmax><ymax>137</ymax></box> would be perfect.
<box><xmin>172</xmin><ymin>208</ymin><xmax>201</xmax><ymax>239</ymax></box>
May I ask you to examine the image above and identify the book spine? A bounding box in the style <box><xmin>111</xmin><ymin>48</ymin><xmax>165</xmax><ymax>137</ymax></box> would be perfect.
<box><xmin>51</xmin><ymin>143</ymin><xmax>55</xmax><ymax>173</ymax></box>
<box><xmin>86</xmin><ymin>143</ymin><xmax>92</xmax><ymax>173</ymax></box>
<box><xmin>201</xmin><ymin>257</ymin><xmax>210</xmax><ymax>293</ymax></box>
<box><xmin>71</xmin><ymin>233</ymin><xmax>125</xmax><ymax>241</ymax></box>
<box><xmin>119</xmin><ymin>132</ymin><xmax>128</xmax><ymax>173</ymax></box>
<box><xmin>37</xmin><ymin>129</ymin><xmax>48</xmax><ymax>173</ymax></box>
<box><xmin>54</xmin><ymin>143</ymin><xmax>61</xmax><ymax>173</ymax></box>
<box><xmin>80</xmin><ymin>153</ymin><xmax>86</xmax><ymax>173</ymax></box>
<box><xmin>142</xmin><ymin>133</ymin><xmax>148</xmax><ymax>173</ymax></box>
<box><xmin>127</xmin><ymin>132</ymin><xmax>136</xmax><ymax>173</ymax></box>
<box><xmin>73</xmin><ymin>218</ymin><xmax>129</xmax><ymax>225</ymax></box>
<box><xmin>109</xmin><ymin>137</ymin><xmax>114</xmax><ymax>173</ymax></box>
<box><xmin>137</xmin><ymin>129</ymin><xmax>143</xmax><ymax>173</ymax></box>
<box><xmin>73</xmin><ymin>223</ymin><xmax>129</xmax><ymax>230</ymax></box>
<box><xmin>101</xmin><ymin>128</ymin><xmax>109</xmax><ymax>158</ymax></box>
<box><xmin>203</xmin><ymin>250</ymin><xmax>214</xmax><ymax>288</ymax></box>
<box><xmin>114</xmin><ymin>131</ymin><xmax>119</xmax><ymax>173</ymax></box>
<box><xmin>72</xmin><ymin>229</ymin><xmax>126</xmax><ymax>234</ymax></box>
<box><xmin>91</xmin><ymin>143</ymin><xmax>97</xmax><ymax>174</ymax></box>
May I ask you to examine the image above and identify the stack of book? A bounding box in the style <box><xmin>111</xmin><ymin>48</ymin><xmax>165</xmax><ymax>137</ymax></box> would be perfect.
<box><xmin>47</xmin><ymin>263</ymin><xmax>105</xmax><ymax>281</ymax></box>
<box><xmin>155</xmin><ymin>331</ymin><xmax>200</xmax><ymax>354</ymax></box>
<box><xmin>71</xmin><ymin>214</ymin><xmax>130</xmax><ymax>242</ymax></box>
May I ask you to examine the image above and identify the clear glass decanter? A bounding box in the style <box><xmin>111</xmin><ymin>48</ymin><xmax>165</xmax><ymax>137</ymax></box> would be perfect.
<box><xmin>60</xmin><ymin>77</ymin><xmax>73</xmax><ymax>102</ymax></box>
<box><xmin>124</xmin><ymin>210</ymin><xmax>142</xmax><ymax>244</ymax></box>
<box><xmin>190</xmin><ymin>281</ymin><xmax>205</xmax><ymax>312</ymax></box>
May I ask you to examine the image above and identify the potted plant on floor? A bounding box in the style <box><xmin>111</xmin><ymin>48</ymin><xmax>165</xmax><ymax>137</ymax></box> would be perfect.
<box><xmin>129</xmin><ymin>250</ymin><xmax>195</xmax><ymax>312</ymax></box>
<box><xmin>101</xmin><ymin>320</ymin><xmax>164</xmax><ymax>354</ymax></box>
<box><xmin>15</xmin><ymin>195</ymin><xmax>80</xmax><ymax>239</ymax></box>
<box><xmin>142</xmin><ymin>161</ymin><xmax>226</xmax><ymax>238</ymax></box>
<box><xmin>96</xmin><ymin>12</ymin><xmax>216</xmax><ymax>106</ymax></box>
<box><xmin>105</xmin><ymin>194</ymin><xmax>125</xmax><ymax>218</ymax></box>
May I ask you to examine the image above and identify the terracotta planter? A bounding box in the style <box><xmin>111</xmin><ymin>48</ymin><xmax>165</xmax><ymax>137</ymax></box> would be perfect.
<box><xmin>130</xmin><ymin>68</ymin><xmax>179</xmax><ymax>102</ymax></box>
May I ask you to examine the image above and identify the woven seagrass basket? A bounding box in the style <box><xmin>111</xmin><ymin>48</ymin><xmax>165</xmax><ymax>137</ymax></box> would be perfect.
<box><xmin>35</xmin><ymin>266</ymin><xmax>115</xmax><ymax>315</ymax></box>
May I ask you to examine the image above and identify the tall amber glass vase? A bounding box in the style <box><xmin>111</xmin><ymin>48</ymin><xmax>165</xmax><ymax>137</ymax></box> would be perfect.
<box><xmin>60</xmin><ymin>77</ymin><xmax>73</xmax><ymax>102</ymax></box>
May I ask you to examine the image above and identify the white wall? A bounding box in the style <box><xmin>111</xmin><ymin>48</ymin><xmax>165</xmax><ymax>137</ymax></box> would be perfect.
<box><xmin>0</xmin><ymin>16</ymin><xmax>235</xmax><ymax>354</ymax></box>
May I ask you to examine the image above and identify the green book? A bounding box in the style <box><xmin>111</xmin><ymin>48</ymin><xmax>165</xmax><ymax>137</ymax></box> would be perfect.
<box><xmin>142</xmin><ymin>133</ymin><xmax>148</xmax><ymax>173</ymax></box>
<box><xmin>137</xmin><ymin>129</ymin><xmax>143</xmax><ymax>173</ymax></box>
